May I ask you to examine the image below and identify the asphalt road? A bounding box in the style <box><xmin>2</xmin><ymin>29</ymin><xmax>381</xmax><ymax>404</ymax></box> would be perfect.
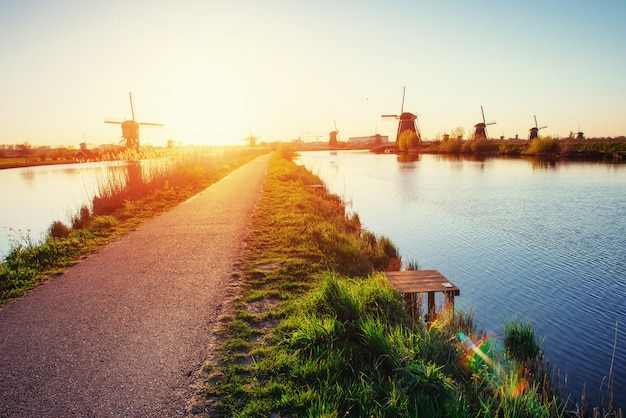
<box><xmin>0</xmin><ymin>154</ymin><xmax>271</xmax><ymax>417</ymax></box>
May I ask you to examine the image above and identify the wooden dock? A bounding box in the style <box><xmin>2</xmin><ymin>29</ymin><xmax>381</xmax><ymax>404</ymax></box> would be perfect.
<box><xmin>384</xmin><ymin>270</ymin><xmax>460</xmax><ymax>323</ymax></box>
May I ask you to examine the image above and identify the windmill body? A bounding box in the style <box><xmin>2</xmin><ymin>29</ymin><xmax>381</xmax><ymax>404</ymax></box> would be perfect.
<box><xmin>528</xmin><ymin>115</ymin><xmax>547</xmax><ymax>140</ymax></box>
<box><xmin>381</xmin><ymin>87</ymin><xmax>421</xmax><ymax>144</ymax></box>
<box><xmin>105</xmin><ymin>92</ymin><xmax>163</xmax><ymax>150</ymax></box>
<box><xmin>241</xmin><ymin>129</ymin><xmax>260</xmax><ymax>147</ymax></box>
<box><xmin>473</xmin><ymin>106</ymin><xmax>495</xmax><ymax>140</ymax></box>
<box><xmin>329</xmin><ymin>120</ymin><xmax>339</xmax><ymax>148</ymax></box>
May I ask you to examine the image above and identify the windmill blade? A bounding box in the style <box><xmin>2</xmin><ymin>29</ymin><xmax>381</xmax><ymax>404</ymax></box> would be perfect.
<box><xmin>486</xmin><ymin>121</ymin><xmax>497</xmax><ymax>126</ymax></box>
<box><xmin>538</xmin><ymin>125</ymin><xmax>548</xmax><ymax>130</ymax></box>
<box><xmin>400</xmin><ymin>86</ymin><xmax>406</xmax><ymax>114</ymax></box>
<box><xmin>105</xmin><ymin>120</ymin><xmax>123</xmax><ymax>124</ymax></box>
<box><xmin>139</xmin><ymin>122</ymin><xmax>164</xmax><ymax>126</ymax></box>
<box><xmin>481</xmin><ymin>105</ymin><xmax>486</xmax><ymax>124</ymax></box>
<box><xmin>534</xmin><ymin>115</ymin><xmax>539</xmax><ymax>129</ymax></box>
<box><xmin>381</xmin><ymin>114</ymin><xmax>399</xmax><ymax>118</ymax></box>
<box><xmin>129</xmin><ymin>92</ymin><xmax>136</xmax><ymax>122</ymax></box>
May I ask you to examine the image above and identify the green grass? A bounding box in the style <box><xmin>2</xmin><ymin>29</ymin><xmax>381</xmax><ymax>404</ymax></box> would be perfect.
<box><xmin>195</xmin><ymin>146</ymin><xmax>587</xmax><ymax>417</ymax></box>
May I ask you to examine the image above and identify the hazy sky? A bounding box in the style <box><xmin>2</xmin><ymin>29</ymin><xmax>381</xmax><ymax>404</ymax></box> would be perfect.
<box><xmin>1</xmin><ymin>0</ymin><xmax>625</xmax><ymax>147</ymax></box>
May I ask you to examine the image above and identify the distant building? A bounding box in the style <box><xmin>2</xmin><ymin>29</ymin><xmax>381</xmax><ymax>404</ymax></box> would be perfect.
<box><xmin>348</xmin><ymin>135</ymin><xmax>389</xmax><ymax>146</ymax></box>
<box><xmin>74</xmin><ymin>142</ymin><xmax>98</xmax><ymax>161</ymax></box>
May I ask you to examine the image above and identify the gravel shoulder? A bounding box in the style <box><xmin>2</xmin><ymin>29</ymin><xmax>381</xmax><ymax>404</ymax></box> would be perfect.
<box><xmin>0</xmin><ymin>154</ymin><xmax>271</xmax><ymax>417</ymax></box>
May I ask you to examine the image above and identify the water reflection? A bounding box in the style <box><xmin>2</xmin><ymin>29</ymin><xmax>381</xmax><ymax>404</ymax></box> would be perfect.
<box><xmin>19</xmin><ymin>171</ymin><xmax>35</xmax><ymax>181</ymax></box>
<box><xmin>60</xmin><ymin>168</ymin><xmax>81</xmax><ymax>175</ymax></box>
<box><xmin>0</xmin><ymin>160</ymin><xmax>158</xmax><ymax>257</ymax></box>
<box><xmin>530</xmin><ymin>158</ymin><xmax>558</xmax><ymax>170</ymax></box>
<box><xmin>396</xmin><ymin>153</ymin><xmax>420</xmax><ymax>164</ymax></box>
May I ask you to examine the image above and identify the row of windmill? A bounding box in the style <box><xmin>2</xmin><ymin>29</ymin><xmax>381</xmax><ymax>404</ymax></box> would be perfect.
<box><xmin>103</xmin><ymin>90</ymin><xmax>584</xmax><ymax>150</ymax></box>
<box><xmin>381</xmin><ymin>87</ymin><xmax>584</xmax><ymax>144</ymax></box>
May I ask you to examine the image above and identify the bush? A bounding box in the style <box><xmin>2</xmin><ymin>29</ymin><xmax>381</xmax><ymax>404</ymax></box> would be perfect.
<box><xmin>360</xmin><ymin>231</ymin><xmax>401</xmax><ymax>271</ymax></box>
<box><xmin>439</xmin><ymin>137</ymin><xmax>463</xmax><ymax>153</ymax></box>
<box><xmin>277</xmin><ymin>144</ymin><xmax>296</xmax><ymax>161</ymax></box>
<box><xmin>89</xmin><ymin>215</ymin><xmax>118</xmax><ymax>236</ymax></box>
<box><xmin>398</xmin><ymin>130</ymin><xmax>420</xmax><ymax>152</ymax></box>
<box><xmin>49</xmin><ymin>221</ymin><xmax>71</xmax><ymax>238</ymax></box>
<box><xmin>526</xmin><ymin>137</ymin><xmax>560</xmax><ymax>155</ymax></box>
<box><xmin>72</xmin><ymin>205</ymin><xmax>92</xmax><ymax>229</ymax></box>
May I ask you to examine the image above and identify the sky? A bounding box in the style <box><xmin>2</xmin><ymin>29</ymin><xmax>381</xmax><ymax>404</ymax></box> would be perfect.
<box><xmin>1</xmin><ymin>0</ymin><xmax>625</xmax><ymax>148</ymax></box>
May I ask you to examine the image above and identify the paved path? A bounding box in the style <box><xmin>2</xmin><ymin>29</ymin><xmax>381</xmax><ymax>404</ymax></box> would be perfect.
<box><xmin>0</xmin><ymin>154</ymin><xmax>271</xmax><ymax>417</ymax></box>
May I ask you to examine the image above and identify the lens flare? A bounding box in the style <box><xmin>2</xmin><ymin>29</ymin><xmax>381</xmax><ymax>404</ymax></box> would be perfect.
<box><xmin>459</xmin><ymin>332</ymin><xmax>497</xmax><ymax>370</ymax></box>
<box><xmin>458</xmin><ymin>332</ymin><xmax>530</xmax><ymax>398</ymax></box>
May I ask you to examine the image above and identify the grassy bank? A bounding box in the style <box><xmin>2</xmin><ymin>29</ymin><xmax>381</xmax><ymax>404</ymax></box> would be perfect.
<box><xmin>191</xmin><ymin>147</ymin><xmax>619</xmax><ymax>417</ymax></box>
<box><xmin>0</xmin><ymin>147</ymin><xmax>267</xmax><ymax>305</ymax></box>
<box><xmin>422</xmin><ymin>137</ymin><xmax>626</xmax><ymax>160</ymax></box>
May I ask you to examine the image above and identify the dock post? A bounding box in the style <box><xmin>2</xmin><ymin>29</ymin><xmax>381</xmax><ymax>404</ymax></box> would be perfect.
<box><xmin>426</xmin><ymin>291</ymin><xmax>436</xmax><ymax>323</ymax></box>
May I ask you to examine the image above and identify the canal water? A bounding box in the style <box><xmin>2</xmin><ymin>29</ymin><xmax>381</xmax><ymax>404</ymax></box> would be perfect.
<box><xmin>0</xmin><ymin>161</ymin><xmax>160</xmax><ymax>257</ymax></box>
<box><xmin>296</xmin><ymin>150</ymin><xmax>626</xmax><ymax>409</ymax></box>
<box><xmin>1</xmin><ymin>158</ymin><xmax>183</xmax><ymax>257</ymax></box>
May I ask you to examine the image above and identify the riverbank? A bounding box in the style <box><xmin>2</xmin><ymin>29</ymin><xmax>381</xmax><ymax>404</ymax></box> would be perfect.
<box><xmin>0</xmin><ymin>156</ymin><xmax>78</xmax><ymax>170</ymax></box>
<box><xmin>192</xmin><ymin>147</ymin><xmax>621</xmax><ymax>417</ymax></box>
<box><xmin>372</xmin><ymin>138</ymin><xmax>626</xmax><ymax>160</ymax></box>
<box><xmin>0</xmin><ymin>147</ymin><xmax>267</xmax><ymax>305</ymax></box>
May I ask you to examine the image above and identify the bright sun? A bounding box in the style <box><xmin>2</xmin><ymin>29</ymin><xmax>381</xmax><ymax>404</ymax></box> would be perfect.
<box><xmin>165</xmin><ymin>66</ymin><xmax>251</xmax><ymax>146</ymax></box>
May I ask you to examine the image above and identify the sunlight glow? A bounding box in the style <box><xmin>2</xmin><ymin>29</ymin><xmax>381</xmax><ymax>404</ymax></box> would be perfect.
<box><xmin>165</xmin><ymin>65</ymin><xmax>251</xmax><ymax>146</ymax></box>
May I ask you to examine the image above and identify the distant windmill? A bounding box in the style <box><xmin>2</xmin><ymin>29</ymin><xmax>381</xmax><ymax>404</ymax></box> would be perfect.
<box><xmin>242</xmin><ymin>129</ymin><xmax>260</xmax><ymax>146</ymax></box>
<box><xmin>329</xmin><ymin>120</ymin><xmax>339</xmax><ymax>148</ymax></box>
<box><xmin>473</xmin><ymin>105</ymin><xmax>496</xmax><ymax>140</ymax></box>
<box><xmin>104</xmin><ymin>92</ymin><xmax>163</xmax><ymax>150</ymax></box>
<box><xmin>381</xmin><ymin>86</ymin><xmax>421</xmax><ymax>144</ymax></box>
<box><xmin>576</xmin><ymin>125</ymin><xmax>585</xmax><ymax>140</ymax></box>
<box><xmin>528</xmin><ymin>115</ymin><xmax>547</xmax><ymax>140</ymax></box>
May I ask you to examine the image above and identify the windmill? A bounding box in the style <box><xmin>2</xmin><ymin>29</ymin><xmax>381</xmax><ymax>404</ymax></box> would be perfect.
<box><xmin>381</xmin><ymin>86</ymin><xmax>421</xmax><ymax>144</ymax></box>
<box><xmin>104</xmin><ymin>92</ymin><xmax>163</xmax><ymax>150</ymax></box>
<box><xmin>242</xmin><ymin>129</ymin><xmax>260</xmax><ymax>146</ymax></box>
<box><xmin>528</xmin><ymin>115</ymin><xmax>547</xmax><ymax>140</ymax></box>
<box><xmin>473</xmin><ymin>105</ymin><xmax>496</xmax><ymax>140</ymax></box>
<box><xmin>575</xmin><ymin>125</ymin><xmax>585</xmax><ymax>140</ymax></box>
<box><xmin>329</xmin><ymin>120</ymin><xmax>339</xmax><ymax>148</ymax></box>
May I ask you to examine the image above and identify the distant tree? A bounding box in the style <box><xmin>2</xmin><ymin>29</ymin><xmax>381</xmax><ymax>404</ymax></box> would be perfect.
<box><xmin>439</xmin><ymin>136</ymin><xmax>463</xmax><ymax>153</ymax></box>
<box><xmin>17</xmin><ymin>143</ymin><xmax>32</xmax><ymax>162</ymax></box>
<box><xmin>450</xmin><ymin>126</ymin><xmax>465</xmax><ymax>140</ymax></box>
<box><xmin>50</xmin><ymin>149</ymin><xmax>62</xmax><ymax>161</ymax></box>
<box><xmin>61</xmin><ymin>146</ymin><xmax>76</xmax><ymax>160</ymax></box>
<box><xmin>36</xmin><ymin>149</ymin><xmax>48</xmax><ymax>162</ymax></box>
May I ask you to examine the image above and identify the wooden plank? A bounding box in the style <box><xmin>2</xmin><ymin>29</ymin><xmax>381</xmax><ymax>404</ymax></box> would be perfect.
<box><xmin>384</xmin><ymin>270</ymin><xmax>460</xmax><ymax>296</ymax></box>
